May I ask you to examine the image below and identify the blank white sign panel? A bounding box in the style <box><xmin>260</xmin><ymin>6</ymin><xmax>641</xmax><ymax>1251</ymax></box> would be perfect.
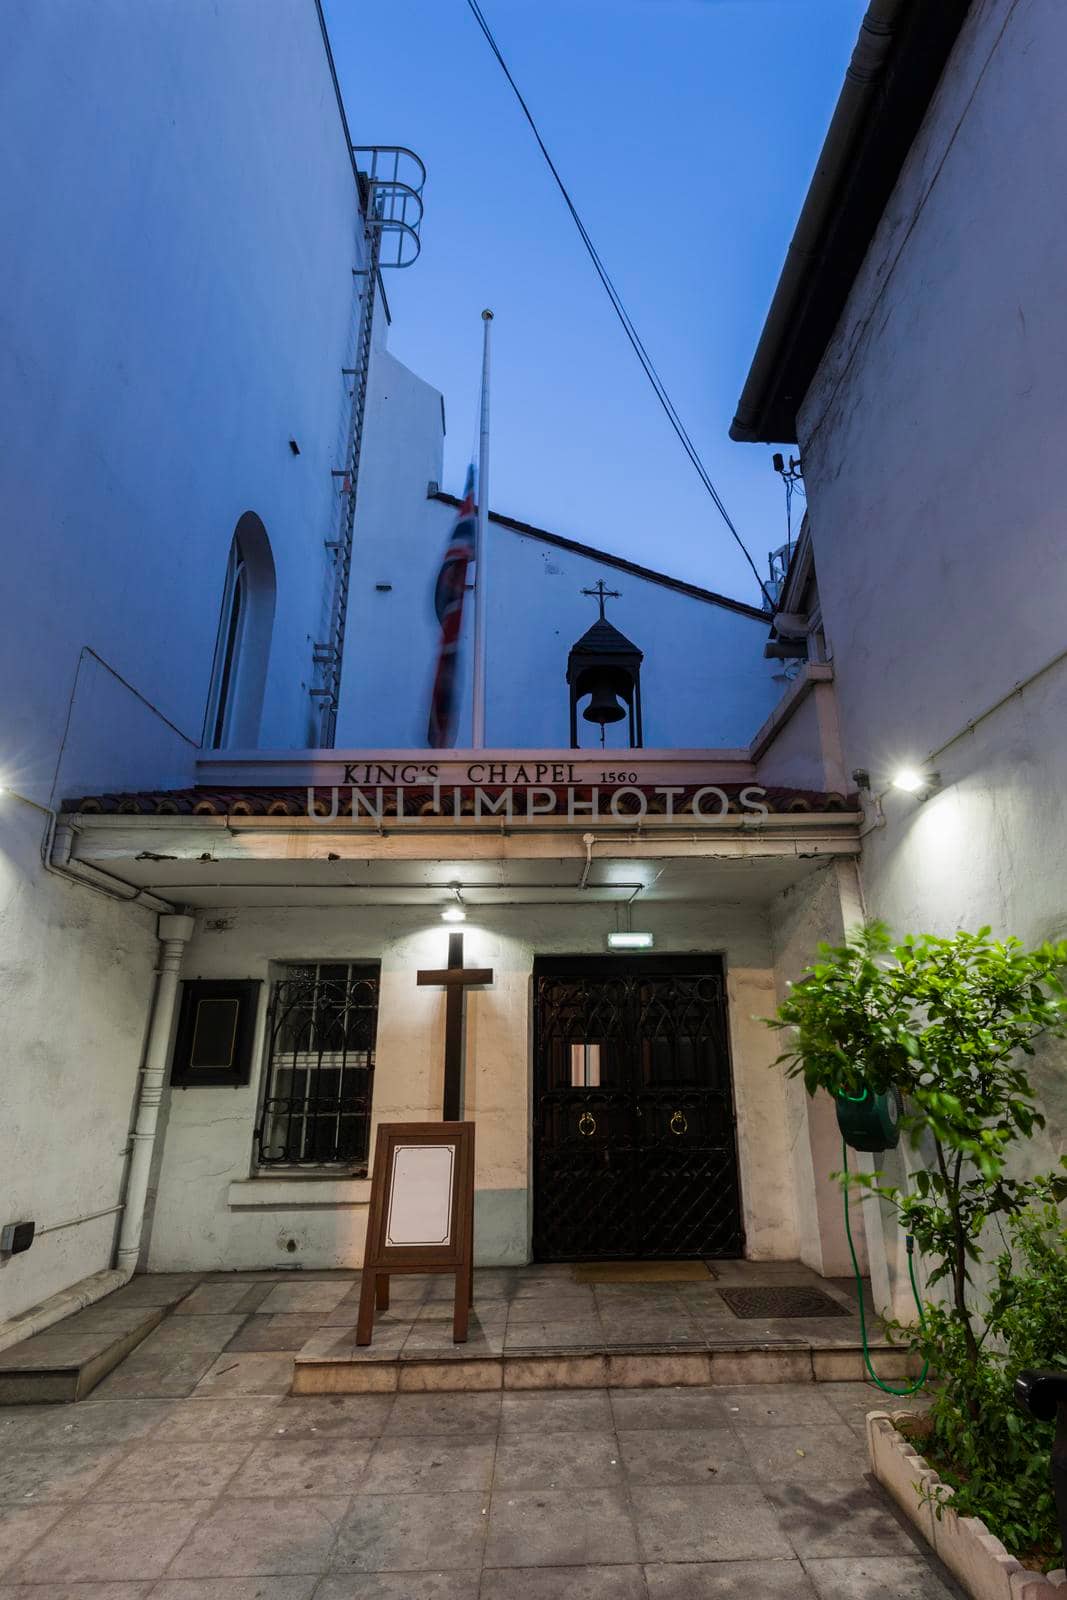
<box><xmin>385</xmin><ymin>1144</ymin><xmax>456</xmax><ymax>1247</ymax></box>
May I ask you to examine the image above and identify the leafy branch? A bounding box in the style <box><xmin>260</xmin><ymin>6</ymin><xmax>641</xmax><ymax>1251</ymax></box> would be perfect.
<box><xmin>768</xmin><ymin>922</ymin><xmax>1067</xmax><ymax>1389</ymax></box>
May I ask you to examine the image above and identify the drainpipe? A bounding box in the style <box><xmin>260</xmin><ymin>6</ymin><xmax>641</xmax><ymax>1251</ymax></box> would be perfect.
<box><xmin>49</xmin><ymin>818</ymin><xmax>173</xmax><ymax>913</ymax></box>
<box><xmin>115</xmin><ymin>911</ymin><xmax>195</xmax><ymax>1275</ymax></box>
<box><xmin>579</xmin><ymin>832</ymin><xmax>596</xmax><ymax>890</ymax></box>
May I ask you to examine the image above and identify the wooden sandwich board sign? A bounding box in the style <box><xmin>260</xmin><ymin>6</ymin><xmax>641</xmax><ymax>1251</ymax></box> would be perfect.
<box><xmin>356</xmin><ymin>1121</ymin><xmax>475</xmax><ymax>1346</ymax></box>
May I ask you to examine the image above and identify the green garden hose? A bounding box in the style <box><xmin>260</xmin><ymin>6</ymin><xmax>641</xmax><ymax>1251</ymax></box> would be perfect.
<box><xmin>841</xmin><ymin>1137</ymin><xmax>930</xmax><ymax>1396</ymax></box>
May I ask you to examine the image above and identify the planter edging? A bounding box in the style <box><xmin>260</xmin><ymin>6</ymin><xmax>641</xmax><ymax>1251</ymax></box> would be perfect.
<box><xmin>866</xmin><ymin>1411</ymin><xmax>1067</xmax><ymax>1600</ymax></box>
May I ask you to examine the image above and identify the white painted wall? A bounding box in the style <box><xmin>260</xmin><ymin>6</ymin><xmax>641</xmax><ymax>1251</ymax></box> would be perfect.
<box><xmin>770</xmin><ymin>860</ymin><xmax>869</xmax><ymax>1280</ymax></box>
<box><xmin>0</xmin><ymin>0</ymin><xmax>394</xmax><ymax>1321</ymax></box>
<box><xmin>0</xmin><ymin>0</ymin><xmax>376</xmax><ymax>800</ymax></box>
<box><xmin>754</xmin><ymin>670</ymin><xmax>849</xmax><ymax>797</ymax></box>
<box><xmin>0</xmin><ymin>806</ymin><xmax>159</xmax><ymax>1321</ymax></box>
<box><xmin>145</xmin><ymin>899</ymin><xmax>799</xmax><ymax>1272</ymax></box>
<box><xmin>338</xmin><ymin>488</ymin><xmax>782</xmax><ymax>751</ymax></box>
<box><xmin>338</xmin><ymin>348</ymin><xmax>446</xmax><ymax>746</ymax></box>
<box><xmin>800</xmin><ymin>0</ymin><xmax>1067</xmax><ymax>799</ymax></box>
<box><xmin>794</xmin><ymin>0</ymin><xmax>1067</xmax><ymax>1300</ymax></box>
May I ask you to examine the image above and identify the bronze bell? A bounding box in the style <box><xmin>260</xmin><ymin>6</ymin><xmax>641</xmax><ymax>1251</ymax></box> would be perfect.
<box><xmin>583</xmin><ymin>676</ymin><xmax>627</xmax><ymax>725</ymax></box>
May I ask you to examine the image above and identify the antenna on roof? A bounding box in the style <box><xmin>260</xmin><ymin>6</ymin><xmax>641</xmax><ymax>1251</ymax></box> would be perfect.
<box><xmin>766</xmin><ymin>454</ymin><xmax>805</xmax><ymax>608</ymax></box>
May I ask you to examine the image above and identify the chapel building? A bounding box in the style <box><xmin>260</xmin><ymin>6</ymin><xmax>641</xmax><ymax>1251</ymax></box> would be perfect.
<box><xmin>0</xmin><ymin>0</ymin><xmax>871</xmax><ymax>1335</ymax></box>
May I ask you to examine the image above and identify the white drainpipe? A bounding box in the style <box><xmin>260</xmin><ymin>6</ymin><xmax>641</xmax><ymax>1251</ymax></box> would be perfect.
<box><xmin>115</xmin><ymin>911</ymin><xmax>195</xmax><ymax>1275</ymax></box>
<box><xmin>49</xmin><ymin>818</ymin><xmax>173</xmax><ymax>913</ymax></box>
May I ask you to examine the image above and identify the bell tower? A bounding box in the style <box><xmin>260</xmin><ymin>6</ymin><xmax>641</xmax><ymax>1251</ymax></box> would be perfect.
<box><xmin>566</xmin><ymin>581</ymin><xmax>644</xmax><ymax>748</ymax></box>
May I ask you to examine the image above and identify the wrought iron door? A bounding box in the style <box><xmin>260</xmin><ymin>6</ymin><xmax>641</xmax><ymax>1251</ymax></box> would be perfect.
<box><xmin>532</xmin><ymin>955</ymin><xmax>743</xmax><ymax>1260</ymax></box>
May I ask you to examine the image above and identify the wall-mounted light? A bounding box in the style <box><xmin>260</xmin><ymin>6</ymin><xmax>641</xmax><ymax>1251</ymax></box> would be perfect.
<box><xmin>441</xmin><ymin>884</ymin><xmax>466</xmax><ymax>922</ymax></box>
<box><xmin>891</xmin><ymin>767</ymin><xmax>941</xmax><ymax>799</ymax></box>
<box><xmin>607</xmin><ymin>931</ymin><xmax>654</xmax><ymax>951</ymax></box>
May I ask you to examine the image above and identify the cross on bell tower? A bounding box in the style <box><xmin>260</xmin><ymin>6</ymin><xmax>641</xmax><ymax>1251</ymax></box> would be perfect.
<box><xmin>567</xmin><ymin>581</ymin><xmax>644</xmax><ymax>749</ymax></box>
<box><xmin>581</xmin><ymin>579</ymin><xmax>621</xmax><ymax>621</ymax></box>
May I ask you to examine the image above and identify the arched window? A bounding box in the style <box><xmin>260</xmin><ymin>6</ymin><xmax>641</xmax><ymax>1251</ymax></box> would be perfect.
<box><xmin>204</xmin><ymin>512</ymin><xmax>276</xmax><ymax>748</ymax></box>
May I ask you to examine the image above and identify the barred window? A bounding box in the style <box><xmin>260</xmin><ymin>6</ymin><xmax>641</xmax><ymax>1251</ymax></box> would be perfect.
<box><xmin>255</xmin><ymin>962</ymin><xmax>379</xmax><ymax>1169</ymax></box>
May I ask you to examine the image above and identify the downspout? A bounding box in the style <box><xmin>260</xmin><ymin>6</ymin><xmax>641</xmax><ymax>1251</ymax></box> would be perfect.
<box><xmin>49</xmin><ymin>817</ymin><xmax>174</xmax><ymax>914</ymax></box>
<box><xmin>579</xmin><ymin>832</ymin><xmax>596</xmax><ymax>890</ymax></box>
<box><xmin>115</xmin><ymin>911</ymin><xmax>195</xmax><ymax>1275</ymax></box>
<box><xmin>730</xmin><ymin>0</ymin><xmax>908</xmax><ymax>441</ymax></box>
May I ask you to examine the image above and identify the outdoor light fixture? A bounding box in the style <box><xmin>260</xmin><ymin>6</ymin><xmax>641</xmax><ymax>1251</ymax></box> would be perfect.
<box><xmin>441</xmin><ymin>885</ymin><xmax>466</xmax><ymax>922</ymax></box>
<box><xmin>607</xmin><ymin>931</ymin><xmax>654</xmax><ymax>951</ymax></box>
<box><xmin>891</xmin><ymin>767</ymin><xmax>941</xmax><ymax>799</ymax></box>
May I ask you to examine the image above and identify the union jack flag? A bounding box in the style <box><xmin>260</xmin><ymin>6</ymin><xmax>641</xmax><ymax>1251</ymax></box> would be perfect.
<box><xmin>427</xmin><ymin>465</ymin><xmax>477</xmax><ymax>747</ymax></box>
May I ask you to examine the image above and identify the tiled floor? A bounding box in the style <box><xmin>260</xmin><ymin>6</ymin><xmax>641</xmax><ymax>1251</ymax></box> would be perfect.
<box><xmin>2</xmin><ymin>1263</ymin><xmax>894</xmax><ymax>1401</ymax></box>
<box><xmin>0</xmin><ymin>1269</ymin><xmax>949</xmax><ymax>1593</ymax></box>
<box><xmin>0</xmin><ymin>1373</ymin><xmax>952</xmax><ymax>1597</ymax></box>
<box><xmin>285</xmin><ymin>1260</ymin><xmax>882</xmax><ymax>1364</ymax></box>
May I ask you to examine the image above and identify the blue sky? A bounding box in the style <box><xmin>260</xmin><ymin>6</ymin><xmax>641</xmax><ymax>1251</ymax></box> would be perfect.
<box><xmin>324</xmin><ymin>0</ymin><xmax>865</xmax><ymax>605</ymax></box>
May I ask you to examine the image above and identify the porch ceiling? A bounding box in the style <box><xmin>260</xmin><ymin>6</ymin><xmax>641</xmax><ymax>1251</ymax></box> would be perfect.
<box><xmin>61</xmin><ymin>818</ymin><xmax>858</xmax><ymax>910</ymax></box>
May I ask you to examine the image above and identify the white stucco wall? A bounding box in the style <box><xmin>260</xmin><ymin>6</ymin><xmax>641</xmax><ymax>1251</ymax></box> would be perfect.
<box><xmin>792</xmin><ymin>0</ymin><xmax>1067</xmax><ymax>1301</ymax></box>
<box><xmin>0</xmin><ymin>1</ymin><xmax>404</xmax><ymax>1322</ymax></box>
<box><xmin>797</xmin><ymin>0</ymin><xmax>1067</xmax><ymax>1086</ymax></box>
<box><xmin>337</xmin><ymin>489</ymin><xmax>782</xmax><ymax>751</ymax></box>
<box><xmin>754</xmin><ymin>672</ymin><xmax>849</xmax><ymax>797</ymax></box>
<box><xmin>800</xmin><ymin>0</ymin><xmax>1067</xmax><ymax>799</ymax></box>
<box><xmin>338</xmin><ymin>348</ymin><xmax>447</xmax><ymax>746</ymax></box>
<box><xmin>0</xmin><ymin>806</ymin><xmax>159</xmax><ymax>1321</ymax></box>
<box><xmin>145</xmin><ymin>899</ymin><xmax>799</xmax><ymax>1272</ymax></box>
<box><xmin>769</xmin><ymin>860</ymin><xmax>869</xmax><ymax>1280</ymax></box>
<box><xmin>1</xmin><ymin>0</ymin><xmax>372</xmax><ymax>802</ymax></box>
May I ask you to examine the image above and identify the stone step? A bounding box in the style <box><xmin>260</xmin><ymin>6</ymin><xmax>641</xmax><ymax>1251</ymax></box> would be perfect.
<box><xmin>0</xmin><ymin>1299</ymin><xmax>166</xmax><ymax>1405</ymax></box>
<box><xmin>292</xmin><ymin>1337</ymin><xmax>917</xmax><ymax>1396</ymax></box>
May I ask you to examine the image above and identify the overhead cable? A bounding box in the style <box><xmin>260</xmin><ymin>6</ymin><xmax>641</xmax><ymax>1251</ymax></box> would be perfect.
<box><xmin>464</xmin><ymin>0</ymin><xmax>775</xmax><ymax>610</ymax></box>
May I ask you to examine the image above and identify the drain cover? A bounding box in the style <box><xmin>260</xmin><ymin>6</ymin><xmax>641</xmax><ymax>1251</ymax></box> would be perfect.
<box><xmin>719</xmin><ymin>1286</ymin><xmax>850</xmax><ymax>1319</ymax></box>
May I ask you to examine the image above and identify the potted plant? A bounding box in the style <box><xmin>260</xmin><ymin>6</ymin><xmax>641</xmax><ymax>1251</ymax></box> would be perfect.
<box><xmin>769</xmin><ymin>923</ymin><xmax>1067</xmax><ymax>1589</ymax></box>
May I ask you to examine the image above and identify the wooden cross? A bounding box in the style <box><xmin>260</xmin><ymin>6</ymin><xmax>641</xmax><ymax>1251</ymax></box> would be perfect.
<box><xmin>416</xmin><ymin>932</ymin><xmax>493</xmax><ymax>1119</ymax></box>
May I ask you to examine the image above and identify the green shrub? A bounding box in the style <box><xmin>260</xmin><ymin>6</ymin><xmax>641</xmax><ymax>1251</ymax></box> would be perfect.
<box><xmin>910</xmin><ymin>1205</ymin><xmax>1067</xmax><ymax>1565</ymax></box>
<box><xmin>767</xmin><ymin>922</ymin><xmax>1067</xmax><ymax>1564</ymax></box>
<box><xmin>769</xmin><ymin>922</ymin><xmax>1067</xmax><ymax>1381</ymax></box>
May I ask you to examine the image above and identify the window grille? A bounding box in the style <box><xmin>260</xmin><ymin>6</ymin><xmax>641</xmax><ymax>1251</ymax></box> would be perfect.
<box><xmin>255</xmin><ymin>962</ymin><xmax>379</xmax><ymax>1169</ymax></box>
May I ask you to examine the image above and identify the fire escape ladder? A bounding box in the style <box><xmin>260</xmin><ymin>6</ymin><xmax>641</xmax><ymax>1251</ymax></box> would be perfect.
<box><xmin>312</xmin><ymin>147</ymin><xmax>425</xmax><ymax>746</ymax></box>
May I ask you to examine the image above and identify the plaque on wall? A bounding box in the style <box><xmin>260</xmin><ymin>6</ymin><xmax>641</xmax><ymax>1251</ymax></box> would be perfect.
<box><xmin>170</xmin><ymin>979</ymin><xmax>261</xmax><ymax>1087</ymax></box>
<box><xmin>356</xmin><ymin>1122</ymin><xmax>475</xmax><ymax>1346</ymax></box>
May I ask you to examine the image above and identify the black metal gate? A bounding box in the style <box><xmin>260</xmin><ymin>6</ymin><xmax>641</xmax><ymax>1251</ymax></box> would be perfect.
<box><xmin>532</xmin><ymin>954</ymin><xmax>743</xmax><ymax>1260</ymax></box>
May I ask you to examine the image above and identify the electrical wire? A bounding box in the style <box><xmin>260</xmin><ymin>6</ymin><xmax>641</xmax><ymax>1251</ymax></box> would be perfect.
<box><xmin>463</xmin><ymin>0</ymin><xmax>776</xmax><ymax>612</ymax></box>
<box><xmin>841</xmin><ymin>1138</ymin><xmax>930</xmax><ymax>1397</ymax></box>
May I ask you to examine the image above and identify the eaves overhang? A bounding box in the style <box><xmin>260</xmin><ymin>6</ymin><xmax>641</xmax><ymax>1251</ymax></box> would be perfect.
<box><xmin>56</xmin><ymin>807</ymin><xmax>861</xmax><ymax>911</ymax></box>
<box><xmin>730</xmin><ymin>0</ymin><xmax>974</xmax><ymax>445</ymax></box>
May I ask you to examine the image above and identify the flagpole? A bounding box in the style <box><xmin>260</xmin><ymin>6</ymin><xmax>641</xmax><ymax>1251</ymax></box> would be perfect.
<box><xmin>471</xmin><ymin>309</ymin><xmax>493</xmax><ymax>749</ymax></box>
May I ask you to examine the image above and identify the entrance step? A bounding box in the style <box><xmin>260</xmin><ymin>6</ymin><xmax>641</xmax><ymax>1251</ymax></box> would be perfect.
<box><xmin>0</xmin><ymin>1276</ymin><xmax>197</xmax><ymax>1404</ymax></box>
<box><xmin>292</xmin><ymin>1337</ymin><xmax>916</xmax><ymax>1395</ymax></box>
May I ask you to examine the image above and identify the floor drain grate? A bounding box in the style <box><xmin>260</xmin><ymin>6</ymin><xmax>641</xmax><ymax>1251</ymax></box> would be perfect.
<box><xmin>719</xmin><ymin>1285</ymin><xmax>850</xmax><ymax>1319</ymax></box>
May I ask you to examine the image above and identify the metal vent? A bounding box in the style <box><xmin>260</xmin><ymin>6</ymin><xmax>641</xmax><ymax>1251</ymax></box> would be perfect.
<box><xmin>718</xmin><ymin>1286</ymin><xmax>850</xmax><ymax>1319</ymax></box>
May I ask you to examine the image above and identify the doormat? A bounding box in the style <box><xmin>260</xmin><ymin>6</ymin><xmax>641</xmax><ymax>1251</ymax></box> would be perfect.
<box><xmin>572</xmin><ymin>1261</ymin><xmax>716</xmax><ymax>1284</ymax></box>
<box><xmin>719</xmin><ymin>1285</ymin><xmax>850</xmax><ymax>1319</ymax></box>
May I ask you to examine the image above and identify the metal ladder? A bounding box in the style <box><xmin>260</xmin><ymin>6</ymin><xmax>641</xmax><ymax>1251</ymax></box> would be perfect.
<box><xmin>312</xmin><ymin>147</ymin><xmax>426</xmax><ymax>747</ymax></box>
